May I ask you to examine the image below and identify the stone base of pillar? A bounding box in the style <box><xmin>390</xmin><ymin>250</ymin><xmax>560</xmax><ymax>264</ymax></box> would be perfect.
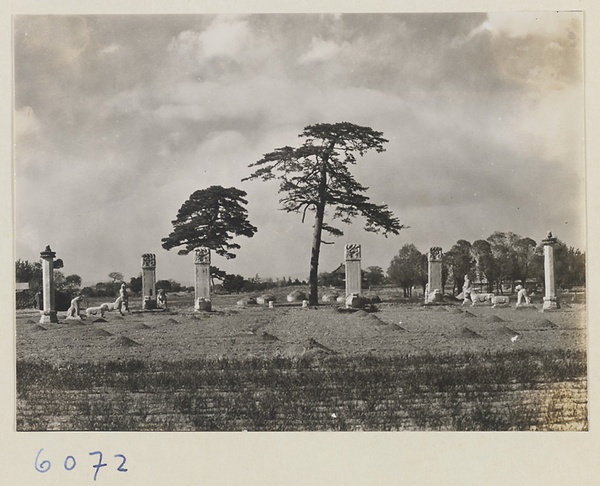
<box><xmin>345</xmin><ymin>293</ymin><xmax>369</xmax><ymax>309</ymax></box>
<box><xmin>424</xmin><ymin>290</ymin><xmax>443</xmax><ymax>305</ymax></box>
<box><xmin>542</xmin><ymin>297</ymin><xmax>561</xmax><ymax>312</ymax></box>
<box><xmin>195</xmin><ymin>298</ymin><xmax>212</xmax><ymax>312</ymax></box>
<box><xmin>39</xmin><ymin>310</ymin><xmax>58</xmax><ymax>324</ymax></box>
<box><xmin>143</xmin><ymin>298</ymin><xmax>157</xmax><ymax>310</ymax></box>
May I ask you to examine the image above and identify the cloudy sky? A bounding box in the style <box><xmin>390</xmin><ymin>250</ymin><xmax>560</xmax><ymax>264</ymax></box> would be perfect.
<box><xmin>14</xmin><ymin>12</ymin><xmax>585</xmax><ymax>286</ymax></box>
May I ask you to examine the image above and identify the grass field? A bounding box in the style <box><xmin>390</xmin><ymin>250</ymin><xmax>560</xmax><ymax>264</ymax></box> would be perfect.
<box><xmin>16</xmin><ymin>289</ymin><xmax>587</xmax><ymax>431</ymax></box>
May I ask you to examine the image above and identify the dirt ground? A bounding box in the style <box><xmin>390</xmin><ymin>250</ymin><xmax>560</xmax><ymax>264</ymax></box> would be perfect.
<box><xmin>16</xmin><ymin>290</ymin><xmax>587</xmax><ymax>364</ymax></box>
<box><xmin>15</xmin><ymin>290</ymin><xmax>588</xmax><ymax>431</ymax></box>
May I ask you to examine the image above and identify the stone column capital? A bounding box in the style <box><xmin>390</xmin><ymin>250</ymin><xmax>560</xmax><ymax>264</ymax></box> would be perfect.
<box><xmin>428</xmin><ymin>247</ymin><xmax>443</xmax><ymax>261</ymax></box>
<box><xmin>141</xmin><ymin>253</ymin><xmax>156</xmax><ymax>268</ymax></box>
<box><xmin>542</xmin><ymin>231</ymin><xmax>557</xmax><ymax>246</ymax></box>
<box><xmin>40</xmin><ymin>245</ymin><xmax>56</xmax><ymax>259</ymax></box>
<box><xmin>345</xmin><ymin>244</ymin><xmax>361</xmax><ymax>261</ymax></box>
<box><xmin>194</xmin><ymin>247</ymin><xmax>211</xmax><ymax>264</ymax></box>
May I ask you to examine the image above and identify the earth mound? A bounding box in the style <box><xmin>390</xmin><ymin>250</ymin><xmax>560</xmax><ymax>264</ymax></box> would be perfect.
<box><xmin>112</xmin><ymin>336</ymin><xmax>141</xmax><ymax>347</ymax></box>
<box><xmin>485</xmin><ymin>315</ymin><xmax>505</xmax><ymax>323</ymax></box>
<box><xmin>307</xmin><ymin>338</ymin><xmax>336</xmax><ymax>354</ymax></box>
<box><xmin>539</xmin><ymin>319</ymin><xmax>558</xmax><ymax>329</ymax></box>
<box><xmin>459</xmin><ymin>327</ymin><xmax>483</xmax><ymax>339</ymax></box>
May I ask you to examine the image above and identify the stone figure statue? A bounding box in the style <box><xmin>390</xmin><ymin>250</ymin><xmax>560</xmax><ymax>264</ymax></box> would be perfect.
<box><xmin>157</xmin><ymin>289</ymin><xmax>168</xmax><ymax>309</ymax></box>
<box><xmin>119</xmin><ymin>283</ymin><xmax>129</xmax><ymax>312</ymax></box>
<box><xmin>66</xmin><ymin>295</ymin><xmax>83</xmax><ymax>319</ymax></box>
<box><xmin>516</xmin><ymin>285</ymin><xmax>531</xmax><ymax>305</ymax></box>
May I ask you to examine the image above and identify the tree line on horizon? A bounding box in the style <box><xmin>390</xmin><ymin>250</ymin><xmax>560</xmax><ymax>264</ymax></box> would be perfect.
<box><xmin>386</xmin><ymin>232</ymin><xmax>585</xmax><ymax>298</ymax></box>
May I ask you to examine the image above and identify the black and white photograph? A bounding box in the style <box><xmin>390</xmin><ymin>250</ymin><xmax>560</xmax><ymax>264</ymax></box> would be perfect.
<box><xmin>13</xmin><ymin>11</ymin><xmax>587</xmax><ymax>432</ymax></box>
<box><xmin>5</xmin><ymin>3</ymin><xmax>599</xmax><ymax>484</ymax></box>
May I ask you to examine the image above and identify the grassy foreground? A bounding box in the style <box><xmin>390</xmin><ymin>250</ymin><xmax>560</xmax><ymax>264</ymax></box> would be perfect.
<box><xmin>17</xmin><ymin>349</ymin><xmax>587</xmax><ymax>431</ymax></box>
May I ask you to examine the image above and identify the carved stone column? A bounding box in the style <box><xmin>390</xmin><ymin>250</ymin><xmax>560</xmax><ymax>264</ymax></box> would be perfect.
<box><xmin>344</xmin><ymin>244</ymin><xmax>362</xmax><ymax>298</ymax></box>
<box><xmin>426</xmin><ymin>247</ymin><xmax>443</xmax><ymax>304</ymax></box>
<box><xmin>39</xmin><ymin>245</ymin><xmax>58</xmax><ymax>323</ymax></box>
<box><xmin>194</xmin><ymin>247</ymin><xmax>212</xmax><ymax>311</ymax></box>
<box><xmin>141</xmin><ymin>253</ymin><xmax>157</xmax><ymax>309</ymax></box>
<box><xmin>542</xmin><ymin>232</ymin><xmax>560</xmax><ymax>311</ymax></box>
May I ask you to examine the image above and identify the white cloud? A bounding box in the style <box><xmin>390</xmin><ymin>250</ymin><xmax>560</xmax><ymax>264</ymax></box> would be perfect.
<box><xmin>299</xmin><ymin>37</ymin><xmax>344</xmax><ymax>63</ymax></box>
<box><xmin>170</xmin><ymin>17</ymin><xmax>250</xmax><ymax>63</ymax></box>
<box><xmin>452</xmin><ymin>20</ymin><xmax>492</xmax><ymax>47</ymax></box>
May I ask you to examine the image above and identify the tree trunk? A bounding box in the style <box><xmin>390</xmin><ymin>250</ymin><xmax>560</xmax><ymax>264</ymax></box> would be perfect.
<box><xmin>308</xmin><ymin>161</ymin><xmax>328</xmax><ymax>306</ymax></box>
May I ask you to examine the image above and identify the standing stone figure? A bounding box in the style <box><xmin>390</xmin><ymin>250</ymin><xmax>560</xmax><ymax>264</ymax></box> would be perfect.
<box><xmin>515</xmin><ymin>285</ymin><xmax>531</xmax><ymax>305</ymax></box>
<box><xmin>157</xmin><ymin>289</ymin><xmax>168</xmax><ymax>309</ymax></box>
<box><xmin>461</xmin><ymin>275</ymin><xmax>472</xmax><ymax>306</ymax></box>
<box><xmin>65</xmin><ymin>295</ymin><xmax>83</xmax><ymax>319</ymax></box>
<box><xmin>119</xmin><ymin>283</ymin><xmax>129</xmax><ymax>312</ymax></box>
<box><xmin>463</xmin><ymin>275</ymin><xmax>471</xmax><ymax>293</ymax></box>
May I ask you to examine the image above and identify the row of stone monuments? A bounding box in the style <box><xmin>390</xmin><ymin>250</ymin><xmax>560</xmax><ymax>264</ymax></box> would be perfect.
<box><xmin>33</xmin><ymin>231</ymin><xmax>562</xmax><ymax>323</ymax></box>
<box><xmin>423</xmin><ymin>231</ymin><xmax>561</xmax><ymax>311</ymax></box>
<box><xmin>141</xmin><ymin>249</ymin><xmax>212</xmax><ymax>312</ymax></box>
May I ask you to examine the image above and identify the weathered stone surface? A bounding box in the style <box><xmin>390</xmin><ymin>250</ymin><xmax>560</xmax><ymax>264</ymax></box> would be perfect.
<box><xmin>345</xmin><ymin>244</ymin><xmax>362</xmax><ymax>298</ymax></box>
<box><xmin>196</xmin><ymin>298</ymin><xmax>212</xmax><ymax>312</ymax></box>
<box><xmin>256</xmin><ymin>295</ymin><xmax>276</xmax><ymax>305</ymax></box>
<box><xmin>491</xmin><ymin>295</ymin><xmax>510</xmax><ymax>307</ymax></box>
<box><xmin>141</xmin><ymin>256</ymin><xmax>157</xmax><ymax>310</ymax></box>
<box><xmin>287</xmin><ymin>290</ymin><xmax>307</xmax><ymax>302</ymax></box>
<box><xmin>345</xmin><ymin>293</ymin><xmax>370</xmax><ymax>309</ymax></box>
<box><xmin>237</xmin><ymin>297</ymin><xmax>257</xmax><ymax>306</ymax></box>
<box><xmin>425</xmin><ymin>247</ymin><xmax>443</xmax><ymax>304</ymax></box>
<box><xmin>542</xmin><ymin>232</ymin><xmax>560</xmax><ymax>311</ymax></box>
<box><xmin>194</xmin><ymin>247</ymin><xmax>211</xmax><ymax>311</ymax></box>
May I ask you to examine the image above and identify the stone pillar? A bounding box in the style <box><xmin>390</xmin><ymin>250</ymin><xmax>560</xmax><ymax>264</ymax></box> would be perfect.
<box><xmin>39</xmin><ymin>245</ymin><xmax>58</xmax><ymax>323</ymax></box>
<box><xmin>426</xmin><ymin>247</ymin><xmax>443</xmax><ymax>303</ymax></box>
<box><xmin>542</xmin><ymin>232</ymin><xmax>560</xmax><ymax>311</ymax></box>
<box><xmin>194</xmin><ymin>247</ymin><xmax>212</xmax><ymax>311</ymax></box>
<box><xmin>344</xmin><ymin>244</ymin><xmax>362</xmax><ymax>298</ymax></box>
<box><xmin>141</xmin><ymin>253</ymin><xmax>157</xmax><ymax>309</ymax></box>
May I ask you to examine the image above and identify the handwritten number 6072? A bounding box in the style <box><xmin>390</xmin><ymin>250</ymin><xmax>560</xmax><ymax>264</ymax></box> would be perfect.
<box><xmin>35</xmin><ymin>448</ymin><xmax>127</xmax><ymax>480</ymax></box>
